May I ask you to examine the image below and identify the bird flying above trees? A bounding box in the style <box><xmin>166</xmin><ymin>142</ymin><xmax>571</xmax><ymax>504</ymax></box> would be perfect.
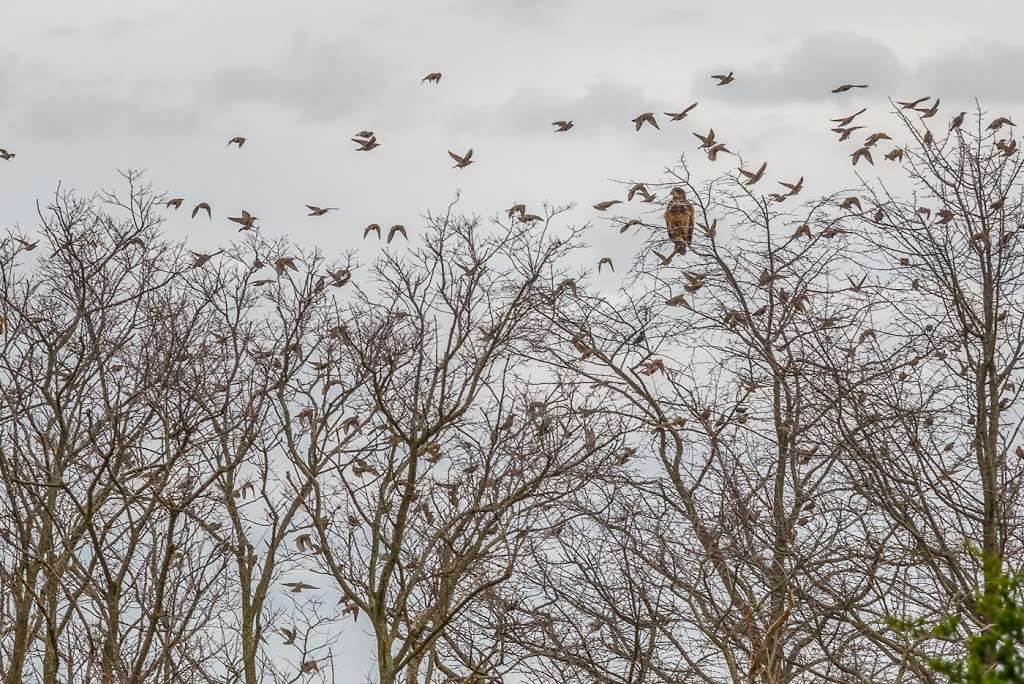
<box><xmin>664</xmin><ymin>103</ymin><xmax>698</xmax><ymax>121</ymax></box>
<box><xmin>449</xmin><ymin>149</ymin><xmax>474</xmax><ymax>168</ymax></box>
<box><xmin>632</xmin><ymin>113</ymin><xmax>659</xmax><ymax>130</ymax></box>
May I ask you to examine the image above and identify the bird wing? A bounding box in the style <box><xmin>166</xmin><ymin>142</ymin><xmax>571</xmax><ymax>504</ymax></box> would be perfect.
<box><xmin>448</xmin><ymin>151</ymin><xmax>463</xmax><ymax>163</ymax></box>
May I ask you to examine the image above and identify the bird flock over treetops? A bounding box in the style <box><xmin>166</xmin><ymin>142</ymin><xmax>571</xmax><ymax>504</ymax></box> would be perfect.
<box><xmin>2</xmin><ymin>70</ymin><xmax>1018</xmax><ymax>278</ymax></box>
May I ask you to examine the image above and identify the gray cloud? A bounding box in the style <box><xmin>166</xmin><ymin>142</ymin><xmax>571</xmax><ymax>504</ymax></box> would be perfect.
<box><xmin>912</xmin><ymin>40</ymin><xmax>1024</xmax><ymax>102</ymax></box>
<box><xmin>694</xmin><ymin>33</ymin><xmax>905</xmax><ymax>103</ymax></box>
<box><xmin>199</xmin><ymin>34</ymin><xmax>394</xmax><ymax>121</ymax></box>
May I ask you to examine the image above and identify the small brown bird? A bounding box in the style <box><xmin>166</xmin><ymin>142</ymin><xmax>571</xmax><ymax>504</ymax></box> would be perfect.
<box><xmin>885</xmin><ymin>148</ymin><xmax>904</xmax><ymax>162</ymax></box>
<box><xmin>506</xmin><ymin>203</ymin><xmax>526</xmax><ymax>218</ymax></box>
<box><xmin>791</xmin><ymin>224</ymin><xmax>812</xmax><ymax>239</ymax></box>
<box><xmin>840</xmin><ymin>196</ymin><xmax>862</xmax><ymax>211</ymax></box>
<box><xmin>228</xmin><ymin>210</ymin><xmax>258</xmax><ymax>231</ymax></box>
<box><xmin>422</xmin><ymin>72</ymin><xmax>442</xmax><ymax>84</ymax></box>
<box><xmin>306</xmin><ymin>205</ymin><xmax>338</xmax><ymax>216</ymax></box>
<box><xmin>711</xmin><ymin>71</ymin><xmax>735</xmax><ymax>86</ymax></box>
<box><xmin>327</xmin><ymin>268</ymin><xmax>351</xmax><ymax>287</ymax></box>
<box><xmin>274</xmin><ymin>257</ymin><xmax>299</xmax><ymax>275</ymax></box>
<box><xmin>0</xmin><ymin>148</ymin><xmax>15</xmax><ymax>160</ymax></box>
<box><xmin>364</xmin><ymin>223</ymin><xmax>381</xmax><ymax>239</ymax></box>
<box><xmin>597</xmin><ymin>257</ymin><xmax>614</xmax><ymax>273</ymax></box>
<box><xmin>166</xmin><ymin>197</ymin><xmax>184</xmax><ymax>209</ymax></box>
<box><xmin>283</xmin><ymin>581</ymin><xmax>317</xmax><ymax>593</ymax></box>
<box><xmin>896</xmin><ymin>96</ymin><xmax>930</xmax><ymax>109</ymax></box>
<box><xmin>863</xmin><ymin>132</ymin><xmax>891</xmax><ymax>147</ymax></box>
<box><xmin>632</xmin><ymin>113</ymin><xmax>659</xmax><ymax>131</ymax></box>
<box><xmin>923</xmin><ymin>130</ymin><xmax>934</xmax><ymax>145</ymax></box>
<box><xmin>831</xmin><ymin>108</ymin><xmax>867</xmax><ymax>127</ymax></box>
<box><xmin>280</xmin><ymin>627</ymin><xmax>297</xmax><ymax>646</ymax></box>
<box><xmin>592</xmin><ymin>200</ymin><xmax>621</xmax><ymax>211</ymax></box>
<box><xmin>449</xmin><ymin>149</ymin><xmax>473</xmax><ymax>168</ymax></box>
<box><xmin>738</xmin><ymin>161</ymin><xmax>767</xmax><ymax>185</ymax></box>
<box><xmin>779</xmin><ymin>177</ymin><xmax>804</xmax><ymax>196</ymax></box>
<box><xmin>664</xmin><ymin>103</ymin><xmax>698</xmax><ymax>121</ymax></box>
<box><xmin>192</xmin><ymin>202</ymin><xmax>212</xmax><ymax>220</ymax></box>
<box><xmin>693</xmin><ymin>128</ymin><xmax>716</xmax><ymax>149</ymax></box>
<box><xmin>13</xmin><ymin>238</ymin><xmax>38</xmax><ymax>251</ymax></box>
<box><xmin>552</xmin><ymin>120</ymin><xmax>574</xmax><ymax>132</ymax></box>
<box><xmin>189</xmin><ymin>250</ymin><xmax>221</xmax><ymax>268</ymax></box>
<box><xmin>706</xmin><ymin>143</ymin><xmax>731</xmax><ymax>161</ymax></box>
<box><xmin>949</xmin><ymin>112</ymin><xmax>966</xmax><ymax>131</ymax></box>
<box><xmin>665</xmin><ymin>188</ymin><xmax>695</xmax><ymax>254</ymax></box>
<box><xmin>988</xmin><ymin>116</ymin><xmax>1015</xmax><ymax>131</ymax></box>
<box><xmin>851</xmin><ymin>147</ymin><xmax>873</xmax><ymax>166</ymax></box>
<box><xmin>917</xmin><ymin>99</ymin><xmax>940</xmax><ymax>118</ymax></box>
<box><xmin>991</xmin><ymin>197</ymin><xmax>1006</xmax><ymax>210</ymax></box>
<box><xmin>831</xmin><ymin>84</ymin><xmax>868</xmax><ymax>93</ymax></box>
<box><xmin>936</xmin><ymin>208</ymin><xmax>954</xmax><ymax>225</ymax></box>
<box><xmin>832</xmin><ymin>126</ymin><xmax>865</xmax><ymax>141</ymax></box>
<box><xmin>300</xmin><ymin>660</ymin><xmax>319</xmax><ymax>674</ymax></box>
<box><xmin>387</xmin><ymin>224</ymin><xmax>407</xmax><ymax>243</ymax></box>
<box><xmin>227</xmin><ymin>136</ymin><xmax>246</xmax><ymax>148</ymax></box>
<box><xmin>353</xmin><ymin>135</ymin><xmax>380</xmax><ymax>151</ymax></box>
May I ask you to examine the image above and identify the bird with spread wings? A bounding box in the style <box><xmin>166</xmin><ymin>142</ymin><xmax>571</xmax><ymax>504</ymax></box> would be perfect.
<box><xmin>664</xmin><ymin>188</ymin><xmax>695</xmax><ymax>254</ymax></box>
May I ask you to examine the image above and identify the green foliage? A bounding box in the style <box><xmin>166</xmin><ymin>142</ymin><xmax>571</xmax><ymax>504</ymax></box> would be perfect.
<box><xmin>929</xmin><ymin>566</ymin><xmax>1024</xmax><ymax>683</ymax></box>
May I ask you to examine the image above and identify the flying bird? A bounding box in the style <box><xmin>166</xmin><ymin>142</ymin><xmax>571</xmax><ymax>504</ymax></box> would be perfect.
<box><xmin>664</xmin><ymin>188</ymin><xmax>695</xmax><ymax>254</ymax></box>
<box><xmin>354</xmin><ymin>130</ymin><xmax>374</xmax><ymax>139</ymax></box>
<box><xmin>387</xmin><ymin>224</ymin><xmax>407</xmax><ymax>243</ymax></box>
<box><xmin>831</xmin><ymin>84</ymin><xmax>868</xmax><ymax>93</ymax></box>
<box><xmin>593</xmin><ymin>200</ymin><xmax>622</xmax><ymax>211</ymax></box>
<box><xmin>832</xmin><ymin>126</ymin><xmax>865</xmax><ymax>141</ymax></box>
<box><xmin>706</xmin><ymin>143</ymin><xmax>731</xmax><ymax>161</ymax></box>
<box><xmin>863</xmin><ymin>132</ymin><xmax>892</xmax><ymax>147</ymax></box>
<box><xmin>840</xmin><ymin>196</ymin><xmax>862</xmax><ymax>211</ymax></box>
<box><xmin>227</xmin><ymin>136</ymin><xmax>246</xmax><ymax>148</ymax></box>
<box><xmin>632</xmin><ymin>113</ymin><xmax>659</xmax><ymax>130</ymax></box>
<box><xmin>738</xmin><ymin>161</ymin><xmax>767</xmax><ymax>185</ymax></box>
<box><xmin>228</xmin><ymin>210</ymin><xmax>258</xmax><ymax>231</ymax></box>
<box><xmin>274</xmin><ymin>257</ymin><xmax>299</xmax><ymax>275</ymax></box>
<box><xmin>711</xmin><ymin>71</ymin><xmax>734</xmax><ymax>85</ymax></box>
<box><xmin>917</xmin><ymin>99</ymin><xmax>940</xmax><ymax>118</ymax></box>
<box><xmin>282</xmin><ymin>581</ymin><xmax>317</xmax><ymax>593</ymax></box>
<box><xmin>831</xmin><ymin>108</ymin><xmax>867</xmax><ymax>127</ymax></box>
<box><xmin>13</xmin><ymin>238</ymin><xmax>38</xmax><ymax>251</ymax></box>
<box><xmin>896</xmin><ymin>97</ymin><xmax>930</xmax><ymax>109</ymax></box>
<box><xmin>0</xmin><ymin>148</ymin><xmax>15</xmax><ymax>160</ymax></box>
<box><xmin>192</xmin><ymin>202</ymin><xmax>212</xmax><ymax>220</ymax></box>
<box><xmin>422</xmin><ymin>72</ymin><xmax>442</xmax><ymax>84</ymax></box>
<box><xmin>664</xmin><ymin>103</ymin><xmax>698</xmax><ymax>121</ymax></box>
<box><xmin>552</xmin><ymin>120</ymin><xmax>574</xmax><ymax>132</ymax></box>
<box><xmin>598</xmin><ymin>257</ymin><xmax>614</xmax><ymax>273</ymax></box>
<box><xmin>306</xmin><ymin>205</ymin><xmax>338</xmax><ymax>216</ymax></box>
<box><xmin>693</xmin><ymin>128</ymin><xmax>716</xmax><ymax>149</ymax></box>
<box><xmin>885</xmin><ymin>148</ymin><xmax>904</xmax><ymax>162</ymax></box>
<box><xmin>988</xmin><ymin>116</ymin><xmax>1015</xmax><ymax>131</ymax></box>
<box><xmin>353</xmin><ymin>136</ymin><xmax>380</xmax><ymax>151</ymax></box>
<box><xmin>364</xmin><ymin>224</ymin><xmax>381</xmax><ymax>239</ymax></box>
<box><xmin>851</xmin><ymin>147</ymin><xmax>874</xmax><ymax>166</ymax></box>
<box><xmin>779</xmin><ymin>177</ymin><xmax>804</xmax><ymax>195</ymax></box>
<box><xmin>166</xmin><ymin>198</ymin><xmax>184</xmax><ymax>209</ymax></box>
<box><xmin>449</xmin><ymin>149</ymin><xmax>474</xmax><ymax>168</ymax></box>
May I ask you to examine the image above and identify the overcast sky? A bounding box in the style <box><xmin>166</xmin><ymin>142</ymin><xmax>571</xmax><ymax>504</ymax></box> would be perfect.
<box><xmin>3</xmin><ymin>0</ymin><xmax>1023</xmax><ymax>676</ymax></box>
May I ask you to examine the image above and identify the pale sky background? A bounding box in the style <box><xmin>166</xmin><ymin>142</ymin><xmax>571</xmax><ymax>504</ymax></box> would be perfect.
<box><xmin>3</xmin><ymin>0</ymin><xmax>1024</xmax><ymax>678</ymax></box>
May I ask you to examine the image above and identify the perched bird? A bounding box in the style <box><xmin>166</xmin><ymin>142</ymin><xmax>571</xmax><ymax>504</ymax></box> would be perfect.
<box><xmin>449</xmin><ymin>149</ymin><xmax>474</xmax><ymax>168</ymax></box>
<box><xmin>831</xmin><ymin>108</ymin><xmax>867</xmax><ymax>127</ymax></box>
<box><xmin>306</xmin><ymin>205</ymin><xmax>338</xmax><ymax>216</ymax></box>
<box><xmin>192</xmin><ymin>202</ymin><xmax>212</xmax><ymax>220</ymax></box>
<box><xmin>779</xmin><ymin>177</ymin><xmax>804</xmax><ymax>196</ymax></box>
<box><xmin>632</xmin><ymin>113</ymin><xmax>659</xmax><ymax>131</ymax></box>
<box><xmin>0</xmin><ymin>148</ymin><xmax>16</xmax><ymax>160</ymax></box>
<box><xmin>227</xmin><ymin>136</ymin><xmax>246</xmax><ymax>147</ymax></box>
<box><xmin>851</xmin><ymin>147</ymin><xmax>873</xmax><ymax>166</ymax></box>
<box><xmin>364</xmin><ymin>223</ymin><xmax>381</xmax><ymax>239</ymax></box>
<box><xmin>738</xmin><ymin>161</ymin><xmax>766</xmax><ymax>186</ymax></box>
<box><xmin>593</xmin><ymin>200</ymin><xmax>622</xmax><ymax>211</ymax></box>
<box><xmin>506</xmin><ymin>203</ymin><xmax>526</xmax><ymax>218</ymax></box>
<box><xmin>327</xmin><ymin>268</ymin><xmax>351</xmax><ymax>287</ymax></box>
<box><xmin>353</xmin><ymin>136</ymin><xmax>380</xmax><ymax>151</ymax></box>
<box><xmin>421</xmin><ymin>72</ymin><xmax>442</xmax><ymax>84</ymax></box>
<box><xmin>664</xmin><ymin>103</ymin><xmax>698</xmax><ymax>121</ymax></box>
<box><xmin>552</xmin><ymin>120</ymin><xmax>574</xmax><ymax>132</ymax></box>
<box><xmin>896</xmin><ymin>96</ymin><xmax>930</xmax><ymax>109</ymax></box>
<box><xmin>936</xmin><ymin>208</ymin><xmax>954</xmax><ymax>224</ymax></box>
<box><xmin>166</xmin><ymin>197</ymin><xmax>184</xmax><ymax>209</ymax></box>
<box><xmin>228</xmin><ymin>210</ymin><xmax>258</xmax><ymax>231</ymax></box>
<box><xmin>387</xmin><ymin>224</ymin><xmax>407</xmax><ymax>243</ymax></box>
<box><xmin>664</xmin><ymin>188</ymin><xmax>695</xmax><ymax>254</ymax></box>
<box><xmin>597</xmin><ymin>257</ymin><xmax>614</xmax><ymax>273</ymax></box>
<box><xmin>950</xmin><ymin>112</ymin><xmax>966</xmax><ymax>131</ymax></box>
<box><xmin>917</xmin><ymin>99</ymin><xmax>940</xmax><ymax>118</ymax></box>
<box><xmin>831</xmin><ymin>83</ymin><xmax>868</xmax><ymax>93</ymax></box>
<box><xmin>711</xmin><ymin>71</ymin><xmax>735</xmax><ymax>86</ymax></box>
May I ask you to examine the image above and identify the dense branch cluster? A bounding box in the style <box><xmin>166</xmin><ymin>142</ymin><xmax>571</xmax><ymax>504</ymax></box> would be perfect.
<box><xmin>1</xmin><ymin>112</ymin><xmax>1022</xmax><ymax>683</ymax></box>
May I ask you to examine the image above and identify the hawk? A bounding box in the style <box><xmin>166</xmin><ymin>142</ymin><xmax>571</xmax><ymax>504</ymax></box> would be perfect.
<box><xmin>664</xmin><ymin>188</ymin><xmax>695</xmax><ymax>254</ymax></box>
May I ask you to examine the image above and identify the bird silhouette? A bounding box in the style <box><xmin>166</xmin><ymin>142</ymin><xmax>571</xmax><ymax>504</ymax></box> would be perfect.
<box><xmin>449</xmin><ymin>149</ymin><xmax>474</xmax><ymax>168</ymax></box>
